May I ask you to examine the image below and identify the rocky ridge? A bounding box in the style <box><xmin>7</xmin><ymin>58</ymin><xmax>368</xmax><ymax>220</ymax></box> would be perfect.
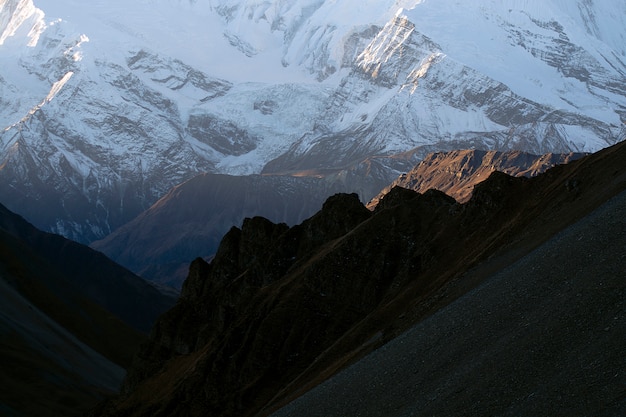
<box><xmin>90</xmin><ymin>172</ymin><xmax>393</xmax><ymax>289</ymax></box>
<box><xmin>271</xmin><ymin>187</ymin><xmax>626</xmax><ymax>417</ymax></box>
<box><xmin>367</xmin><ymin>149</ymin><xmax>586</xmax><ymax>207</ymax></box>
<box><xmin>93</xmin><ymin>149</ymin><xmax>584</xmax><ymax>290</ymax></box>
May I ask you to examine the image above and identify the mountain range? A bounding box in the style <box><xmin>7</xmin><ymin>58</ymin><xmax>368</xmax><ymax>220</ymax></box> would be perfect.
<box><xmin>89</xmin><ymin>131</ymin><xmax>626</xmax><ymax>417</ymax></box>
<box><xmin>1</xmin><ymin>1</ymin><xmax>625</xmax><ymax>415</ymax></box>
<box><xmin>1</xmin><ymin>0</ymin><xmax>625</xmax><ymax>245</ymax></box>
<box><xmin>1</xmin><ymin>138</ymin><xmax>622</xmax><ymax>416</ymax></box>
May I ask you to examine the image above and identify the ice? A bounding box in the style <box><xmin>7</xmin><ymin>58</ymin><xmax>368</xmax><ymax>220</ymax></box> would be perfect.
<box><xmin>31</xmin><ymin>0</ymin><xmax>315</xmax><ymax>84</ymax></box>
<box><xmin>0</xmin><ymin>0</ymin><xmax>45</xmax><ymax>46</ymax></box>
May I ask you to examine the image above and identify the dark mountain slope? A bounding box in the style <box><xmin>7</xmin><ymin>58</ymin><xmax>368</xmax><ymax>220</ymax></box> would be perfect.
<box><xmin>0</xmin><ymin>203</ymin><xmax>176</xmax><ymax>416</ymax></box>
<box><xmin>271</xmin><ymin>188</ymin><xmax>626</xmax><ymax>417</ymax></box>
<box><xmin>0</xmin><ymin>204</ymin><xmax>175</xmax><ymax>332</ymax></box>
<box><xmin>0</xmin><ymin>272</ymin><xmax>125</xmax><ymax>417</ymax></box>
<box><xmin>91</xmin><ymin>140</ymin><xmax>626</xmax><ymax>417</ymax></box>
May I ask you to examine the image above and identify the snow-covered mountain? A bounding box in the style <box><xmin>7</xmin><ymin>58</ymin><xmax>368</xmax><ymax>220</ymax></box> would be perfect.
<box><xmin>0</xmin><ymin>0</ymin><xmax>624</xmax><ymax>243</ymax></box>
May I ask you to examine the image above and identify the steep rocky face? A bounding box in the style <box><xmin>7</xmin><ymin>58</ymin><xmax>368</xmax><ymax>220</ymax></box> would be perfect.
<box><xmin>92</xmin><ymin>149</ymin><xmax>579</xmax><ymax>290</ymax></box>
<box><xmin>367</xmin><ymin>149</ymin><xmax>586</xmax><ymax>207</ymax></box>
<box><xmin>85</xmin><ymin>190</ymin><xmax>455</xmax><ymax>416</ymax></box>
<box><xmin>270</xmin><ymin>193</ymin><xmax>626</xmax><ymax>417</ymax></box>
<box><xmin>92</xmin><ymin>193</ymin><xmax>379</xmax><ymax>416</ymax></box>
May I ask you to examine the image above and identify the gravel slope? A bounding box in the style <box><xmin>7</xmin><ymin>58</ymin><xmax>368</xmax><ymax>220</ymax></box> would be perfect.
<box><xmin>270</xmin><ymin>190</ymin><xmax>626</xmax><ymax>417</ymax></box>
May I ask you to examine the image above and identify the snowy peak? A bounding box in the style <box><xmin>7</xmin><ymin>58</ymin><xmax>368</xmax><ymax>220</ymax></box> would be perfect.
<box><xmin>356</xmin><ymin>13</ymin><xmax>443</xmax><ymax>90</ymax></box>
<box><xmin>208</xmin><ymin>0</ymin><xmax>424</xmax><ymax>79</ymax></box>
<box><xmin>265</xmin><ymin>1</ymin><xmax>624</xmax><ymax>177</ymax></box>
<box><xmin>0</xmin><ymin>0</ymin><xmax>44</xmax><ymax>47</ymax></box>
<box><xmin>0</xmin><ymin>0</ymin><xmax>90</xmax><ymax>132</ymax></box>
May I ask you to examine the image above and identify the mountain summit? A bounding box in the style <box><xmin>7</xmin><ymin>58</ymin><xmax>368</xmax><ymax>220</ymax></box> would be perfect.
<box><xmin>1</xmin><ymin>0</ymin><xmax>625</xmax><ymax>243</ymax></box>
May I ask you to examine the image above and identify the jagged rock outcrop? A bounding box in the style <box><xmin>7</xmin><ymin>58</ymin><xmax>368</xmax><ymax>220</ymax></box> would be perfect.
<box><xmin>367</xmin><ymin>149</ymin><xmax>586</xmax><ymax>207</ymax></box>
<box><xmin>92</xmin><ymin>149</ymin><xmax>579</xmax><ymax>290</ymax></box>
<box><xmin>110</xmin><ymin>193</ymin><xmax>378</xmax><ymax>415</ymax></box>
<box><xmin>91</xmin><ymin>139</ymin><xmax>626</xmax><ymax>417</ymax></box>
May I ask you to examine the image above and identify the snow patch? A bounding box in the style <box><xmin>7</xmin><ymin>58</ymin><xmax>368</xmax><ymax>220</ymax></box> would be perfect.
<box><xmin>403</xmin><ymin>52</ymin><xmax>444</xmax><ymax>93</ymax></box>
<box><xmin>45</xmin><ymin>71</ymin><xmax>73</xmax><ymax>102</ymax></box>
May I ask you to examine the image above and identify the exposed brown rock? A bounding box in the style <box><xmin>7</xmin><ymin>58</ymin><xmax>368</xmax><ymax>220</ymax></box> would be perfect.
<box><xmin>367</xmin><ymin>149</ymin><xmax>586</xmax><ymax>208</ymax></box>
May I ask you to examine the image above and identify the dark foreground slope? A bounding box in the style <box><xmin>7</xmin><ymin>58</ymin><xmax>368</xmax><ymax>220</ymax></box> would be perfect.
<box><xmin>0</xmin><ymin>204</ymin><xmax>176</xmax><ymax>416</ymax></box>
<box><xmin>0</xmin><ymin>204</ymin><xmax>175</xmax><ymax>333</ymax></box>
<box><xmin>0</xmin><ymin>275</ymin><xmax>125</xmax><ymax>417</ymax></box>
<box><xmin>272</xmin><ymin>187</ymin><xmax>626</xmax><ymax>417</ymax></box>
<box><xmin>91</xmin><ymin>140</ymin><xmax>626</xmax><ymax>417</ymax></box>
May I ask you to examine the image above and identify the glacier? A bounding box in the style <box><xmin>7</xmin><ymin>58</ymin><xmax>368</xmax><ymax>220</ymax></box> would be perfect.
<box><xmin>0</xmin><ymin>0</ymin><xmax>624</xmax><ymax>243</ymax></box>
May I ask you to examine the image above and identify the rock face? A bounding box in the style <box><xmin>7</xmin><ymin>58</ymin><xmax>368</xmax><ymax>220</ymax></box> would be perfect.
<box><xmin>367</xmin><ymin>149</ymin><xmax>586</xmax><ymax>207</ymax></box>
<box><xmin>113</xmin><ymin>193</ymin><xmax>378</xmax><ymax>415</ymax></box>
<box><xmin>271</xmin><ymin>190</ymin><xmax>626</xmax><ymax>417</ymax></box>
<box><xmin>90</xmin><ymin>140</ymin><xmax>626</xmax><ymax>417</ymax></box>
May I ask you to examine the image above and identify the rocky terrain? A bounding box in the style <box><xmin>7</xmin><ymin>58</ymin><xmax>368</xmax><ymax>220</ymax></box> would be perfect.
<box><xmin>89</xmin><ymin>140</ymin><xmax>626</xmax><ymax>416</ymax></box>
<box><xmin>90</xmin><ymin>169</ymin><xmax>394</xmax><ymax>289</ymax></box>
<box><xmin>367</xmin><ymin>149</ymin><xmax>586</xmax><ymax>207</ymax></box>
<box><xmin>1</xmin><ymin>1</ymin><xmax>624</xmax><ymax>415</ymax></box>
<box><xmin>272</xmin><ymin>188</ymin><xmax>626</xmax><ymax>417</ymax></box>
